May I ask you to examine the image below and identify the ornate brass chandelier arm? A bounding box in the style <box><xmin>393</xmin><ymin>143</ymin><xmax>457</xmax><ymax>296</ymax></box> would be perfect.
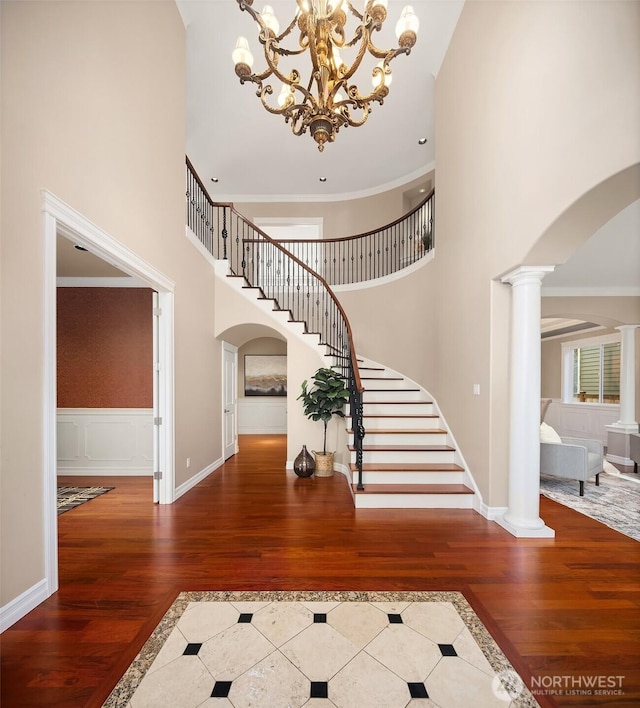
<box><xmin>366</xmin><ymin>40</ymin><xmax>411</xmax><ymax>62</ymax></box>
<box><xmin>336</xmin><ymin>26</ymin><xmax>372</xmax><ymax>83</ymax></box>
<box><xmin>345</xmin><ymin>0</ymin><xmax>364</xmax><ymax>23</ymax></box>
<box><xmin>339</xmin><ymin>107</ymin><xmax>370</xmax><ymax>128</ymax></box>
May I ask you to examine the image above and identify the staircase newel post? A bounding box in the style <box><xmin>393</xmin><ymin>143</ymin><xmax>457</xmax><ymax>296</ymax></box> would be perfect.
<box><xmin>349</xmin><ymin>362</ymin><xmax>365</xmax><ymax>491</ymax></box>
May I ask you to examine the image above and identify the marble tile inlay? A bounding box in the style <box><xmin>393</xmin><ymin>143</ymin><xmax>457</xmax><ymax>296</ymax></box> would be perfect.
<box><xmin>103</xmin><ymin>591</ymin><xmax>539</xmax><ymax>708</ymax></box>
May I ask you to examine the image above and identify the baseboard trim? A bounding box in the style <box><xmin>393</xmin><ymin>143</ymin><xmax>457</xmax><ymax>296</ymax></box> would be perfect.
<box><xmin>0</xmin><ymin>579</ymin><xmax>50</xmax><ymax>633</ymax></box>
<box><xmin>174</xmin><ymin>457</ymin><xmax>224</xmax><ymax>501</ymax></box>
<box><xmin>606</xmin><ymin>453</ymin><xmax>633</xmax><ymax>466</ymax></box>
<box><xmin>477</xmin><ymin>502</ymin><xmax>509</xmax><ymax>521</ymax></box>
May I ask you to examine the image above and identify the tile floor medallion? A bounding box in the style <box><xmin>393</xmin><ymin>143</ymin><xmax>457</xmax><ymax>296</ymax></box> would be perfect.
<box><xmin>103</xmin><ymin>591</ymin><xmax>539</xmax><ymax>708</ymax></box>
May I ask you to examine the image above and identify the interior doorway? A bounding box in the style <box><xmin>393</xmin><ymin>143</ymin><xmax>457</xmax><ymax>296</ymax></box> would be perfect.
<box><xmin>43</xmin><ymin>190</ymin><xmax>175</xmax><ymax>598</ymax></box>
<box><xmin>223</xmin><ymin>341</ymin><xmax>238</xmax><ymax>460</ymax></box>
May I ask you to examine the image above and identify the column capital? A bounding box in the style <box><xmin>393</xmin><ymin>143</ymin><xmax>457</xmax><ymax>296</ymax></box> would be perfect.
<box><xmin>615</xmin><ymin>324</ymin><xmax>640</xmax><ymax>333</ymax></box>
<box><xmin>500</xmin><ymin>265</ymin><xmax>555</xmax><ymax>287</ymax></box>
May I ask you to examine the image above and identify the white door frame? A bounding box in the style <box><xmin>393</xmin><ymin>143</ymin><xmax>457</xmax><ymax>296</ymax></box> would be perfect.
<box><xmin>42</xmin><ymin>190</ymin><xmax>175</xmax><ymax>598</ymax></box>
<box><xmin>222</xmin><ymin>341</ymin><xmax>239</xmax><ymax>459</ymax></box>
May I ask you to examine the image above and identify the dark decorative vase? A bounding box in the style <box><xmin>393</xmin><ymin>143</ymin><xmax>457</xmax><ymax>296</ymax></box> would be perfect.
<box><xmin>294</xmin><ymin>445</ymin><xmax>315</xmax><ymax>477</ymax></box>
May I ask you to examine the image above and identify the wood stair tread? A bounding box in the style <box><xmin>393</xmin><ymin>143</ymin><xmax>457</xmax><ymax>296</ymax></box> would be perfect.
<box><xmin>350</xmin><ymin>462</ymin><xmax>464</xmax><ymax>472</ymax></box>
<box><xmin>347</xmin><ymin>428</ymin><xmax>447</xmax><ymax>435</ymax></box>
<box><xmin>349</xmin><ymin>444</ymin><xmax>455</xmax><ymax>452</ymax></box>
<box><xmin>352</xmin><ymin>484</ymin><xmax>474</xmax><ymax>495</ymax></box>
<box><xmin>350</xmin><ymin>414</ymin><xmax>440</xmax><ymax>419</ymax></box>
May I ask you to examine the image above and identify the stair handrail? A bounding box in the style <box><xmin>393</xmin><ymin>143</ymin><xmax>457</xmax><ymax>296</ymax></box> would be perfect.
<box><xmin>186</xmin><ymin>156</ymin><xmax>366</xmax><ymax>488</ymax></box>
<box><xmin>269</xmin><ymin>189</ymin><xmax>435</xmax><ymax>285</ymax></box>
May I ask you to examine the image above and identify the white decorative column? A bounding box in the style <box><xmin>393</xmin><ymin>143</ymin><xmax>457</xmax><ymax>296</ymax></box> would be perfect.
<box><xmin>615</xmin><ymin>325</ymin><xmax>639</xmax><ymax>430</ymax></box>
<box><xmin>498</xmin><ymin>266</ymin><xmax>555</xmax><ymax>538</ymax></box>
<box><xmin>606</xmin><ymin>324</ymin><xmax>639</xmax><ymax>464</ymax></box>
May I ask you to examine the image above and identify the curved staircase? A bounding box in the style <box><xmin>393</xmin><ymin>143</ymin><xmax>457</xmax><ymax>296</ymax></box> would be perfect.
<box><xmin>186</xmin><ymin>157</ymin><xmax>478</xmax><ymax>513</ymax></box>
<box><xmin>348</xmin><ymin>358</ymin><xmax>476</xmax><ymax>509</ymax></box>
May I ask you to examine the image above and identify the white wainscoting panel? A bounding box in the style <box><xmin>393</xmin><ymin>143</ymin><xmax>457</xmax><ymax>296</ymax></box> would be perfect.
<box><xmin>238</xmin><ymin>398</ymin><xmax>287</xmax><ymax>434</ymax></box>
<box><xmin>545</xmin><ymin>400</ymin><xmax>620</xmax><ymax>445</ymax></box>
<box><xmin>57</xmin><ymin>408</ymin><xmax>153</xmax><ymax>475</ymax></box>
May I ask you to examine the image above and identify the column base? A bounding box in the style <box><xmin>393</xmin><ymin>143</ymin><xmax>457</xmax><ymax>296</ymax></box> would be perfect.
<box><xmin>606</xmin><ymin>425</ymin><xmax>638</xmax><ymax>467</ymax></box>
<box><xmin>495</xmin><ymin>514</ymin><xmax>555</xmax><ymax>538</ymax></box>
<box><xmin>606</xmin><ymin>422</ymin><xmax>639</xmax><ymax>434</ymax></box>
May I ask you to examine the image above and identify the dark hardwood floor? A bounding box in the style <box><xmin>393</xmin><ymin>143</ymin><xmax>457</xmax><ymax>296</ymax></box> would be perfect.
<box><xmin>1</xmin><ymin>435</ymin><xmax>639</xmax><ymax>707</ymax></box>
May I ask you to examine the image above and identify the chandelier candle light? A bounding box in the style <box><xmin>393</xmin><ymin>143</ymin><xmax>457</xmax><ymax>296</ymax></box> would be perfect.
<box><xmin>232</xmin><ymin>0</ymin><xmax>419</xmax><ymax>151</ymax></box>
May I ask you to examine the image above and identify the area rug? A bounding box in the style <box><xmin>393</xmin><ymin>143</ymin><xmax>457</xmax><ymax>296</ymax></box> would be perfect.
<box><xmin>103</xmin><ymin>591</ymin><xmax>539</xmax><ymax>707</ymax></box>
<box><xmin>57</xmin><ymin>486</ymin><xmax>114</xmax><ymax>515</ymax></box>
<box><xmin>540</xmin><ymin>465</ymin><xmax>640</xmax><ymax>542</ymax></box>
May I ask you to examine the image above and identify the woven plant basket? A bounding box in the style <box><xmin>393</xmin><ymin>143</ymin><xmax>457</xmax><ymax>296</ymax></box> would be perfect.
<box><xmin>313</xmin><ymin>451</ymin><xmax>334</xmax><ymax>477</ymax></box>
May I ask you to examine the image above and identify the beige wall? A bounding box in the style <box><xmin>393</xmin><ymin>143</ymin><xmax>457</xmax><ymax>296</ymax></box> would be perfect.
<box><xmin>0</xmin><ymin>1</ymin><xmax>221</xmax><ymax>607</ymax></box>
<box><xmin>434</xmin><ymin>0</ymin><xmax>640</xmax><ymax>505</ymax></box>
<box><xmin>235</xmin><ymin>172</ymin><xmax>434</xmax><ymax>240</ymax></box>
<box><xmin>336</xmin><ymin>261</ymin><xmax>437</xmax><ymax>388</ymax></box>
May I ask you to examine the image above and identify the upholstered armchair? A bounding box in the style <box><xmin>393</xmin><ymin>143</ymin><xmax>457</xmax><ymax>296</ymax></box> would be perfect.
<box><xmin>540</xmin><ymin>423</ymin><xmax>603</xmax><ymax>496</ymax></box>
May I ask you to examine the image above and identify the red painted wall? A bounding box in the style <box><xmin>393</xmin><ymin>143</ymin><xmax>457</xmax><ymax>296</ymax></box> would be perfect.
<box><xmin>57</xmin><ymin>288</ymin><xmax>153</xmax><ymax>408</ymax></box>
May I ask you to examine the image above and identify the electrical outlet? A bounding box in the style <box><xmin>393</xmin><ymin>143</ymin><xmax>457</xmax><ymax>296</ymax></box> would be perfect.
<box><xmin>186</xmin><ymin>457</ymin><xmax>191</xmax><ymax>468</ymax></box>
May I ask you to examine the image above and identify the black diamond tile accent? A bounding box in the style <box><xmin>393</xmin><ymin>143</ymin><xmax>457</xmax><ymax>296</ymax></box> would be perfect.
<box><xmin>310</xmin><ymin>681</ymin><xmax>328</xmax><ymax>699</ymax></box>
<box><xmin>438</xmin><ymin>643</ymin><xmax>457</xmax><ymax>656</ymax></box>
<box><xmin>313</xmin><ymin>613</ymin><xmax>327</xmax><ymax>623</ymax></box>
<box><xmin>238</xmin><ymin>613</ymin><xmax>253</xmax><ymax>623</ymax></box>
<box><xmin>408</xmin><ymin>682</ymin><xmax>429</xmax><ymax>699</ymax></box>
<box><xmin>211</xmin><ymin>681</ymin><xmax>232</xmax><ymax>698</ymax></box>
<box><xmin>388</xmin><ymin>613</ymin><xmax>403</xmax><ymax>624</ymax></box>
<box><xmin>183</xmin><ymin>642</ymin><xmax>202</xmax><ymax>656</ymax></box>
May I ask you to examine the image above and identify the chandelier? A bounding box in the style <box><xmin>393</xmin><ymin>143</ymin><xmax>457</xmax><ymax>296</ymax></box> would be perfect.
<box><xmin>232</xmin><ymin>0</ymin><xmax>419</xmax><ymax>151</ymax></box>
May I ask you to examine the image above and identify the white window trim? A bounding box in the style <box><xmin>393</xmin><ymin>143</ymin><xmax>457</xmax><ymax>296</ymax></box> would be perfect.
<box><xmin>561</xmin><ymin>332</ymin><xmax>621</xmax><ymax>406</ymax></box>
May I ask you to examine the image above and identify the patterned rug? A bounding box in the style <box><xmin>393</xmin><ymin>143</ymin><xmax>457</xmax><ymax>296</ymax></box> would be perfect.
<box><xmin>540</xmin><ymin>464</ymin><xmax>640</xmax><ymax>541</ymax></box>
<box><xmin>57</xmin><ymin>486</ymin><xmax>114</xmax><ymax>515</ymax></box>
<box><xmin>104</xmin><ymin>591</ymin><xmax>540</xmax><ymax>707</ymax></box>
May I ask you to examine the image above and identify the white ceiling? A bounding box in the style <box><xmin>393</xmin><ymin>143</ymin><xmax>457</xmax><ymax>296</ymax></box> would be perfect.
<box><xmin>177</xmin><ymin>0</ymin><xmax>464</xmax><ymax>201</ymax></box>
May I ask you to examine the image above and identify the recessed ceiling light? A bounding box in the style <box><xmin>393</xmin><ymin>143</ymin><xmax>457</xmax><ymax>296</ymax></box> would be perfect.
<box><xmin>418</xmin><ymin>137</ymin><xmax>427</xmax><ymax>145</ymax></box>
<box><xmin>73</xmin><ymin>244</ymin><xmax>88</xmax><ymax>252</ymax></box>
<box><xmin>419</xmin><ymin>188</ymin><xmax>426</xmax><ymax>194</ymax></box>
<box><xmin>211</xmin><ymin>177</ymin><xmax>219</xmax><ymax>183</ymax></box>
<box><xmin>319</xmin><ymin>177</ymin><xmax>327</xmax><ymax>182</ymax></box>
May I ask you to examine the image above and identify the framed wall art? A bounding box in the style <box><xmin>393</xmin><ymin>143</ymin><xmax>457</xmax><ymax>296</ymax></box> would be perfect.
<box><xmin>244</xmin><ymin>355</ymin><xmax>287</xmax><ymax>397</ymax></box>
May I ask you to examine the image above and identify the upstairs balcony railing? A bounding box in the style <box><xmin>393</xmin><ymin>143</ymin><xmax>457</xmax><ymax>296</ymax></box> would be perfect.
<box><xmin>272</xmin><ymin>192</ymin><xmax>434</xmax><ymax>286</ymax></box>
<box><xmin>186</xmin><ymin>157</ymin><xmax>366</xmax><ymax>487</ymax></box>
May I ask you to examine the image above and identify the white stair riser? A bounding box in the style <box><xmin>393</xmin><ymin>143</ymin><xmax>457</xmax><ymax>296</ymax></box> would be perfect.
<box><xmin>351</xmin><ymin>416</ymin><xmax>441</xmax><ymax>430</ymax></box>
<box><xmin>353</xmin><ymin>449</ymin><xmax>456</xmax><ymax>464</ymax></box>
<box><xmin>356</xmin><ymin>402</ymin><xmax>434</xmax><ymax>415</ymax></box>
<box><xmin>363</xmin><ymin>390</ymin><xmax>426</xmax><ymax>402</ymax></box>
<box><xmin>354</xmin><ymin>494</ymin><xmax>474</xmax><ymax>509</ymax></box>
<box><xmin>352</xmin><ymin>471</ymin><xmax>465</xmax><ymax>485</ymax></box>
<box><xmin>349</xmin><ymin>432</ymin><xmax>448</xmax><ymax>446</ymax></box>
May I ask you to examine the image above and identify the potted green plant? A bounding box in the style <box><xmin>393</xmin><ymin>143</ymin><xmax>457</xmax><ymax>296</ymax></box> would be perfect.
<box><xmin>298</xmin><ymin>367</ymin><xmax>350</xmax><ymax>477</ymax></box>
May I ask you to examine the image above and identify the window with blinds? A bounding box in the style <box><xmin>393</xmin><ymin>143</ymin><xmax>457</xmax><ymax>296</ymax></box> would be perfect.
<box><xmin>572</xmin><ymin>342</ymin><xmax>620</xmax><ymax>403</ymax></box>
